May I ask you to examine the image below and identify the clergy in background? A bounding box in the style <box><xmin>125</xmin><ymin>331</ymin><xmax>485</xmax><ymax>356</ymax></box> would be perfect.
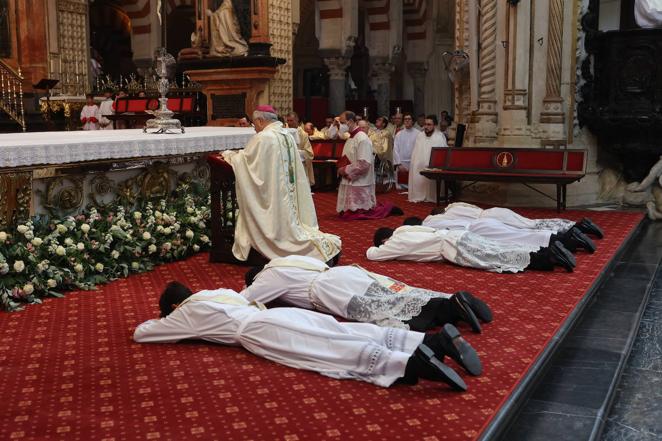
<box><xmin>336</xmin><ymin>111</ymin><xmax>402</xmax><ymax>220</ymax></box>
<box><xmin>222</xmin><ymin>105</ymin><xmax>341</xmax><ymax>264</ymax></box>
<box><xmin>408</xmin><ymin>115</ymin><xmax>447</xmax><ymax>203</ymax></box>
<box><xmin>286</xmin><ymin>111</ymin><xmax>315</xmax><ymax>186</ymax></box>
<box><xmin>393</xmin><ymin>113</ymin><xmax>418</xmax><ymax>188</ymax></box>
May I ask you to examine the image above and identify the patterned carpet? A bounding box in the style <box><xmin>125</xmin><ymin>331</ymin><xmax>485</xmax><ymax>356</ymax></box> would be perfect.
<box><xmin>0</xmin><ymin>191</ymin><xmax>643</xmax><ymax>441</ymax></box>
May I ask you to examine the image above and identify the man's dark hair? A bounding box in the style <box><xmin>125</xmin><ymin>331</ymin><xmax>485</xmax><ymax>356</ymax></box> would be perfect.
<box><xmin>344</xmin><ymin>111</ymin><xmax>357</xmax><ymax>122</ymax></box>
<box><xmin>85</xmin><ymin>93</ymin><xmax>94</xmax><ymax>99</ymax></box>
<box><xmin>403</xmin><ymin>216</ymin><xmax>424</xmax><ymax>226</ymax></box>
<box><xmin>373</xmin><ymin>227</ymin><xmax>395</xmax><ymax>247</ymax></box>
<box><xmin>376</xmin><ymin>116</ymin><xmax>389</xmax><ymax>126</ymax></box>
<box><xmin>287</xmin><ymin>111</ymin><xmax>299</xmax><ymax>120</ymax></box>
<box><xmin>159</xmin><ymin>281</ymin><xmax>193</xmax><ymax>317</ymax></box>
<box><xmin>417</xmin><ymin>114</ymin><xmax>425</xmax><ymax>118</ymax></box>
<box><xmin>402</xmin><ymin>112</ymin><xmax>413</xmax><ymax>119</ymax></box>
<box><xmin>426</xmin><ymin>114</ymin><xmax>438</xmax><ymax>126</ymax></box>
<box><xmin>244</xmin><ymin>265</ymin><xmax>265</xmax><ymax>287</ymax></box>
<box><xmin>430</xmin><ymin>207</ymin><xmax>446</xmax><ymax>215</ymax></box>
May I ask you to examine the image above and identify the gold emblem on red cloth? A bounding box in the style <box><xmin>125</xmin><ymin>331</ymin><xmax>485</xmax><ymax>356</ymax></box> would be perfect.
<box><xmin>495</xmin><ymin>151</ymin><xmax>515</xmax><ymax>168</ymax></box>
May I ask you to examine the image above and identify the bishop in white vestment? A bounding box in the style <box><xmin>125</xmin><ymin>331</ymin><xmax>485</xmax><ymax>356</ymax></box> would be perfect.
<box><xmin>409</xmin><ymin>116</ymin><xmax>447</xmax><ymax>203</ymax></box>
<box><xmin>222</xmin><ymin>106</ymin><xmax>341</xmax><ymax>262</ymax></box>
<box><xmin>134</xmin><ymin>283</ymin><xmax>480</xmax><ymax>389</ymax></box>
<box><xmin>241</xmin><ymin>255</ymin><xmax>493</xmax><ymax>332</ymax></box>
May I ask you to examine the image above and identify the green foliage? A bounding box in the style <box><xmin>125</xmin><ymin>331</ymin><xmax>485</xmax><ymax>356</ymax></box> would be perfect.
<box><xmin>0</xmin><ymin>183</ymin><xmax>212</xmax><ymax>312</ymax></box>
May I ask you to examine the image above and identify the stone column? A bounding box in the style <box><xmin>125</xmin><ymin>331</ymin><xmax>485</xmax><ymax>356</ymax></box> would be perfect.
<box><xmin>540</xmin><ymin>0</ymin><xmax>565</xmax><ymax>138</ymax></box>
<box><xmin>472</xmin><ymin>0</ymin><xmax>498</xmax><ymax>144</ymax></box>
<box><xmin>371</xmin><ymin>60</ymin><xmax>394</xmax><ymax>118</ymax></box>
<box><xmin>408</xmin><ymin>62</ymin><xmax>427</xmax><ymax>117</ymax></box>
<box><xmin>324</xmin><ymin>56</ymin><xmax>351</xmax><ymax>115</ymax></box>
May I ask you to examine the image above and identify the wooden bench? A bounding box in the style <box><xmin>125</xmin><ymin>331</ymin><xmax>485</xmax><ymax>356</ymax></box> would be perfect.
<box><xmin>311</xmin><ymin>139</ymin><xmax>345</xmax><ymax>191</ymax></box>
<box><xmin>420</xmin><ymin>147</ymin><xmax>587</xmax><ymax>212</ymax></box>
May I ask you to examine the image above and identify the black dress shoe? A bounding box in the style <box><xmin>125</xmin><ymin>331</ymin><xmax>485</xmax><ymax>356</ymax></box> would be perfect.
<box><xmin>575</xmin><ymin>218</ymin><xmax>604</xmax><ymax>239</ymax></box>
<box><xmin>410</xmin><ymin>344</ymin><xmax>467</xmax><ymax>391</ymax></box>
<box><xmin>549</xmin><ymin>241</ymin><xmax>576</xmax><ymax>272</ymax></box>
<box><xmin>390</xmin><ymin>206</ymin><xmax>404</xmax><ymax>216</ymax></box>
<box><xmin>454</xmin><ymin>291</ymin><xmax>493</xmax><ymax>324</ymax></box>
<box><xmin>426</xmin><ymin>324</ymin><xmax>482</xmax><ymax>376</ymax></box>
<box><xmin>567</xmin><ymin>227</ymin><xmax>596</xmax><ymax>253</ymax></box>
<box><xmin>449</xmin><ymin>293</ymin><xmax>482</xmax><ymax>333</ymax></box>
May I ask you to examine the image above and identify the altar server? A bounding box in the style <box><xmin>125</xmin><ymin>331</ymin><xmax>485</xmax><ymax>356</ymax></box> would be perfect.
<box><xmin>432</xmin><ymin>202</ymin><xmax>604</xmax><ymax>239</ymax></box>
<box><xmin>221</xmin><ymin>105</ymin><xmax>341</xmax><ymax>263</ymax></box>
<box><xmin>134</xmin><ymin>282</ymin><xmax>483</xmax><ymax>390</ymax></box>
<box><xmin>98</xmin><ymin>89</ymin><xmax>115</xmax><ymax>130</ymax></box>
<box><xmin>242</xmin><ymin>255</ymin><xmax>492</xmax><ymax>333</ymax></box>
<box><xmin>286</xmin><ymin>111</ymin><xmax>315</xmax><ymax>186</ymax></box>
<box><xmin>393</xmin><ymin>113</ymin><xmax>418</xmax><ymax>172</ymax></box>
<box><xmin>367</xmin><ymin>225</ymin><xmax>577</xmax><ymax>273</ymax></box>
<box><xmin>80</xmin><ymin>94</ymin><xmax>100</xmax><ymax>131</ymax></box>
<box><xmin>409</xmin><ymin>115</ymin><xmax>447</xmax><ymax>203</ymax></box>
<box><xmin>336</xmin><ymin>111</ymin><xmax>402</xmax><ymax>220</ymax></box>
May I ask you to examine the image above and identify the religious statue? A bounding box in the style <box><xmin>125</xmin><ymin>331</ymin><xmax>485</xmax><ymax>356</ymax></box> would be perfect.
<box><xmin>206</xmin><ymin>0</ymin><xmax>248</xmax><ymax>57</ymax></box>
<box><xmin>626</xmin><ymin>156</ymin><xmax>662</xmax><ymax>220</ymax></box>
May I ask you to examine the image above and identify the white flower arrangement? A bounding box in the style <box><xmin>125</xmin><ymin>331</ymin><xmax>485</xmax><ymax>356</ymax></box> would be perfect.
<box><xmin>0</xmin><ymin>183</ymin><xmax>212</xmax><ymax>312</ymax></box>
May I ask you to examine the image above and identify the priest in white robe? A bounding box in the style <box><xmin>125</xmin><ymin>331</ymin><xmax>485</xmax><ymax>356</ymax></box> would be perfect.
<box><xmin>222</xmin><ymin>105</ymin><xmax>341</xmax><ymax>263</ymax></box>
<box><xmin>393</xmin><ymin>114</ymin><xmax>418</xmax><ymax>172</ymax></box>
<box><xmin>409</xmin><ymin>115</ymin><xmax>447</xmax><ymax>203</ymax></box>
<box><xmin>241</xmin><ymin>255</ymin><xmax>492</xmax><ymax>334</ymax></box>
<box><xmin>336</xmin><ymin>111</ymin><xmax>401</xmax><ymax>220</ymax></box>
<box><xmin>134</xmin><ymin>282</ymin><xmax>479</xmax><ymax>390</ymax></box>
<box><xmin>432</xmin><ymin>202</ymin><xmax>604</xmax><ymax>239</ymax></box>
<box><xmin>367</xmin><ymin>225</ymin><xmax>577</xmax><ymax>273</ymax></box>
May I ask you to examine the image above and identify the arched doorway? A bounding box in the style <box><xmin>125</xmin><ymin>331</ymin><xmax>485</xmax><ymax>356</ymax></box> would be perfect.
<box><xmin>89</xmin><ymin>0</ymin><xmax>136</xmax><ymax>80</ymax></box>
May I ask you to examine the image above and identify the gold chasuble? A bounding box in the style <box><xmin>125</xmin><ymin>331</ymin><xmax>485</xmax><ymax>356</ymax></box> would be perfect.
<box><xmin>223</xmin><ymin>121</ymin><xmax>341</xmax><ymax>262</ymax></box>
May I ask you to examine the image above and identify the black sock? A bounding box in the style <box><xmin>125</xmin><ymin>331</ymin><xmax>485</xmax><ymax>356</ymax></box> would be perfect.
<box><xmin>527</xmin><ymin>249</ymin><xmax>554</xmax><ymax>271</ymax></box>
<box><xmin>406</xmin><ymin>298</ymin><xmax>447</xmax><ymax>331</ymax></box>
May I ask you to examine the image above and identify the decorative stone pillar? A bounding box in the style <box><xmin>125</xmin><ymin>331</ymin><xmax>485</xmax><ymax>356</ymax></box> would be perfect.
<box><xmin>324</xmin><ymin>57</ymin><xmax>351</xmax><ymax>115</ymax></box>
<box><xmin>372</xmin><ymin>61</ymin><xmax>394</xmax><ymax>118</ymax></box>
<box><xmin>472</xmin><ymin>0</ymin><xmax>498</xmax><ymax>144</ymax></box>
<box><xmin>540</xmin><ymin>0</ymin><xmax>565</xmax><ymax>138</ymax></box>
<box><xmin>408</xmin><ymin>62</ymin><xmax>427</xmax><ymax>118</ymax></box>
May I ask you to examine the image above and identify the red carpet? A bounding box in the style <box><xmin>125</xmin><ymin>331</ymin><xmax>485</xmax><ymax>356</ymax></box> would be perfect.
<box><xmin>0</xmin><ymin>192</ymin><xmax>642</xmax><ymax>441</ymax></box>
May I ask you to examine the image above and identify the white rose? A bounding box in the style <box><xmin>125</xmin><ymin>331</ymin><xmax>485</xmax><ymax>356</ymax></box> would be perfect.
<box><xmin>64</xmin><ymin>238</ymin><xmax>74</xmax><ymax>246</ymax></box>
<box><xmin>81</xmin><ymin>223</ymin><xmax>90</xmax><ymax>234</ymax></box>
<box><xmin>76</xmin><ymin>242</ymin><xmax>85</xmax><ymax>251</ymax></box>
<box><xmin>163</xmin><ymin>242</ymin><xmax>172</xmax><ymax>251</ymax></box>
<box><xmin>111</xmin><ymin>250</ymin><xmax>120</xmax><ymax>259</ymax></box>
<box><xmin>31</xmin><ymin>237</ymin><xmax>43</xmax><ymax>247</ymax></box>
<box><xmin>185</xmin><ymin>230</ymin><xmax>194</xmax><ymax>239</ymax></box>
<box><xmin>192</xmin><ymin>244</ymin><xmax>200</xmax><ymax>252</ymax></box>
<box><xmin>56</xmin><ymin>224</ymin><xmax>67</xmax><ymax>234</ymax></box>
<box><xmin>131</xmin><ymin>262</ymin><xmax>140</xmax><ymax>270</ymax></box>
<box><xmin>148</xmin><ymin>244</ymin><xmax>157</xmax><ymax>254</ymax></box>
<box><xmin>13</xmin><ymin>260</ymin><xmax>25</xmax><ymax>272</ymax></box>
<box><xmin>0</xmin><ymin>263</ymin><xmax>9</xmax><ymax>274</ymax></box>
<box><xmin>16</xmin><ymin>225</ymin><xmax>28</xmax><ymax>234</ymax></box>
<box><xmin>74</xmin><ymin>263</ymin><xmax>83</xmax><ymax>273</ymax></box>
<box><xmin>200</xmin><ymin>235</ymin><xmax>209</xmax><ymax>243</ymax></box>
<box><xmin>142</xmin><ymin>232</ymin><xmax>151</xmax><ymax>240</ymax></box>
<box><xmin>24</xmin><ymin>231</ymin><xmax>34</xmax><ymax>240</ymax></box>
<box><xmin>47</xmin><ymin>279</ymin><xmax>57</xmax><ymax>288</ymax></box>
<box><xmin>163</xmin><ymin>227</ymin><xmax>172</xmax><ymax>235</ymax></box>
<box><xmin>154</xmin><ymin>211</ymin><xmax>162</xmax><ymax>219</ymax></box>
<box><xmin>187</xmin><ymin>207</ymin><xmax>194</xmax><ymax>214</ymax></box>
<box><xmin>133</xmin><ymin>212</ymin><xmax>142</xmax><ymax>220</ymax></box>
<box><xmin>55</xmin><ymin>246</ymin><xmax>66</xmax><ymax>256</ymax></box>
<box><xmin>173</xmin><ymin>223</ymin><xmax>180</xmax><ymax>232</ymax></box>
<box><xmin>198</xmin><ymin>222</ymin><xmax>206</xmax><ymax>229</ymax></box>
<box><xmin>0</xmin><ymin>231</ymin><xmax>7</xmax><ymax>241</ymax></box>
<box><xmin>95</xmin><ymin>263</ymin><xmax>104</xmax><ymax>272</ymax></box>
<box><xmin>23</xmin><ymin>283</ymin><xmax>34</xmax><ymax>295</ymax></box>
<box><xmin>156</xmin><ymin>226</ymin><xmax>164</xmax><ymax>233</ymax></box>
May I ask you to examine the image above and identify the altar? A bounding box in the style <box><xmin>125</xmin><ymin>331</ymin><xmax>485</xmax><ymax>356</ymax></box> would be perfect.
<box><xmin>0</xmin><ymin>127</ymin><xmax>254</xmax><ymax>228</ymax></box>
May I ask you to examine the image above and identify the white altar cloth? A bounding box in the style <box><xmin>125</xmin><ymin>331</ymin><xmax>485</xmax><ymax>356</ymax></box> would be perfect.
<box><xmin>0</xmin><ymin>127</ymin><xmax>256</xmax><ymax>168</ymax></box>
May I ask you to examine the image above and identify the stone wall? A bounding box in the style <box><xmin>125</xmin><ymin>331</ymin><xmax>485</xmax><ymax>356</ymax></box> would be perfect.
<box><xmin>268</xmin><ymin>0</ymin><xmax>294</xmax><ymax>114</ymax></box>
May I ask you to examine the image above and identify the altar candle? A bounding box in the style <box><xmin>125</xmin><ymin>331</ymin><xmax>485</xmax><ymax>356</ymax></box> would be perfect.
<box><xmin>363</xmin><ymin>106</ymin><xmax>368</xmax><ymax>118</ymax></box>
<box><xmin>75</xmin><ymin>55</ymin><xmax>79</xmax><ymax>75</ymax></box>
<box><xmin>396</xmin><ymin>107</ymin><xmax>401</xmax><ymax>115</ymax></box>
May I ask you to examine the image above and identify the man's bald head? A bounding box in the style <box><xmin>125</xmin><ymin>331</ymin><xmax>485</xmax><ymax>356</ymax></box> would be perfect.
<box><xmin>358</xmin><ymin>120</ymin><xmax>370</xmax><ymax>134</ymax></box>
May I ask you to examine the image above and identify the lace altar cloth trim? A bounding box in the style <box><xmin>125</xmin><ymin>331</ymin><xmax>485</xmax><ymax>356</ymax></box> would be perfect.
<box><xmin>0</xmin><ymin>127</ymin><xmax>256</xmax><ymax>168</ymax></box>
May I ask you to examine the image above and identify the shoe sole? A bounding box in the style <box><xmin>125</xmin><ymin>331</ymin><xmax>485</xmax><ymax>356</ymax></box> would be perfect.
<box><xmin>457</xmin><ymin>291</ymin><xmax>493</xmax><ymax>323</ymax></box>
<box><xmin>452</xmin><ymin>295</ymin><xmax>482</xmax><ymax>333</ymax></box>
<box><xmin>443</xmin><ymin>324</ymin><xmax>483</xmax><ymax>376</ymax></box>
<box><xmin>417</xmin><ymin>344</ymin><xmax>467</xmax><ymax>391</ymax></box>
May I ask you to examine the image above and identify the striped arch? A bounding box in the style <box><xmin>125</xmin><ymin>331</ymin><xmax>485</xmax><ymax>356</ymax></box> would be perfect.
<box><xmin>403</xmin><ymin>0</ymin><xmax>426</xmax><ymax>40</ymax></box>
<box><xmin>365</xmin><ymin>0</ymin><xmax>390</xmax><ymax>31</ymax></box>
<box><xmin>317</xmin><ymin>0</ymin><xmax>343</xmax><ymax>20</ymax></box>
<box><xmin>121</xmin><ymin>0</ymin><xmax>194</xmax><ymax>36</ymax></box>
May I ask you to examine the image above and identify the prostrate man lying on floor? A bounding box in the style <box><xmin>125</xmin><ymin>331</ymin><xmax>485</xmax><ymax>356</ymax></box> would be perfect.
<box><xmin>430</xmin><ymin>202</ymin><xmax>604</xmax><ymax>240</ymax></box>
<box><xmin>367</xmin><ymin>225</ymin><xmax>577</xmax><ymax>272</ymax></box>
<box><xmin>402</xmin><ymin>212</ymin><xmax>596</xmax><ymax>254</ymax></box>
<box><xmin>134</xmin><ymin>282</ymin><xmax>484</xmax><ymax>391</ymax></box>
<box><xmin>241</xmin><ymin>255</ymin><xmax>493</xmax><ymax>333</ymax></box>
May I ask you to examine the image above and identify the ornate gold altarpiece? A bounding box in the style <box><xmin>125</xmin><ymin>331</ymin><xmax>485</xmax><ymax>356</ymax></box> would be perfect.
<box><xmin>0</xmin><ymin>127</ymin><xmax>254</xmax><ymax>229</ymax></box>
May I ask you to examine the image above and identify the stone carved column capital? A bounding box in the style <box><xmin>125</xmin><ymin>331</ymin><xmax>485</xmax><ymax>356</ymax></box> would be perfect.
<box><xmin>371</xmin><ymin>61</ymin><xmax>394</xmax><ymax>84</ymax></box>
<box><xmin>324</xmin><ymin>57</ymin><xmax>351</xmax><ymax>80</ymax></box>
